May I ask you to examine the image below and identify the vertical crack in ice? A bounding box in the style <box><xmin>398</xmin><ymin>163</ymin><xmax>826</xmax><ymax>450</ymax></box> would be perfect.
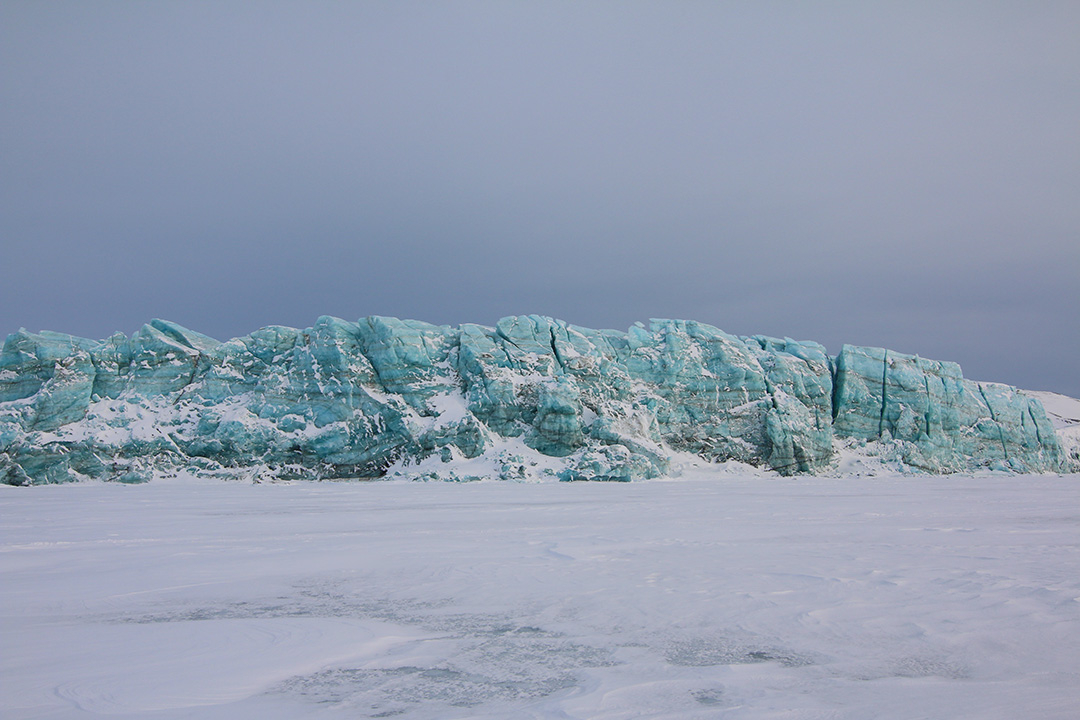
<box><xmin>549</xmin><ymin>328</ymin><xmax>566</xmax><ymax>373</ymax></box>
<box><xmin>171</xmin><ymin>352</ymin><xmax>203</xmax><ymax>405</ymax></box>
<box><xmin>977</xmin><ymin>383</ymin><xmax>1009</xmax><ymax>460</ymax></box>
<box><xmin>500</xmin><ymin>344</ymin><xmax>515</xmax><ymax>366</ymax></box>
<box><xmin>878</xmin><ymin>350</ymin><xmax>889</xmax><ymax>437</ymax></box>
<box><xmin>1027</xmin><ymin>404</ymin><xmax>1043</xmax><ymax>445</ymax></box>
<box><xmin>829</xmin><ymin>354</ymin><xmax>841</xmax><ymax>421</ymax></box>
<box><xmin>494</xmin><ymin>328</ymin><xmax>524</xmax><ymax>369</ymax></box>
<box><xmin>355</xmin><ymin>326</ymin><xmax>390</xmax><ymax>396</ymax></box>
<box><xmin>761</xmin><ymin>371</ymin><xmax>779</xmax><ymax>411</ymax></box>
<box><xmin>922</xmin><ymin>373</ymin><xmax>932</xmax><ymax>437</ymax></box>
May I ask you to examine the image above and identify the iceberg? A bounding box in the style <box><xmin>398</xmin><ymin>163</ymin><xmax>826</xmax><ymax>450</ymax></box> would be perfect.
<box><xmin>0</xmin><ymin>316</ymin><xmax>1068</xmax><ymax>484</ymax></box>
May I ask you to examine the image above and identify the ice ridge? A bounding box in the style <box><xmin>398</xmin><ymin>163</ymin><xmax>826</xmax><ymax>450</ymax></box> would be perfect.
<box><xmin>0</xmin><ymin>316</ymin><xmax>1069</xmax><ymax>484</ymax></box>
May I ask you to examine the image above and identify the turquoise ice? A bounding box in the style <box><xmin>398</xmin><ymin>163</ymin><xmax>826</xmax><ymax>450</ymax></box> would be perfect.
<box><xmin>0</xmin><ymin>316</ymin><xmax>1067</xmax><ymax>484</ymax></box>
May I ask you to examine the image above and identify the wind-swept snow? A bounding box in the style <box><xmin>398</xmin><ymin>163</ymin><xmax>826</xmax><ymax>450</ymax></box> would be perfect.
<box><xmin>3</xmin><ymin>472</ymin><xmax>1080</xmax><ymax>719</ymax></box>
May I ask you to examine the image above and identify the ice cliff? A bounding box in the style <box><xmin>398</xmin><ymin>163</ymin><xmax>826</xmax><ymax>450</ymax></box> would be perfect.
<box><xmin>0</xmin><ymin>316</ymin><xmax>1068</xmax><ymax>484</ymax></box>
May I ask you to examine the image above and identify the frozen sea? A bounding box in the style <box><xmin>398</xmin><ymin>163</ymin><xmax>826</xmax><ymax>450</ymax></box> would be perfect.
<box><xmin>3</xmin><ymin>472</ymin><xmax>1079</xmax><ymax>719</ymax></box>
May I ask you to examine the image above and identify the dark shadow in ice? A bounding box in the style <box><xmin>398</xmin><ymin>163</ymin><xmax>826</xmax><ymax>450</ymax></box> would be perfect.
<box><xmin>118</xmin><ymin>601</ymin><xmax>303</xmax><ymax>624</ymax></box>
<box><xmin>271</xmin><ymin>626</ymin><xmax>616</xmax><ymax>715</ymax></box>
<box><xmin>664</xmin><ymin>637</ymin><xmax>814</xmax><ymax>668</ymax></box>
<box><xmin>889</xmin><ymin>655</ymin><xmax>970</xmax><ymax>680</ymax></box>
<box><xmin>692</xmin><ymin>688</ymin><xmax>725</xmax><ymax>706</ymax></box>
<box><xmin>847</xmin><ymin>655</ymin><xmax>970</xmax><ymax>682</ymax></box>
<box><xmin>105</xmin><ymin>579</ymin><xmax>619</xmax><ymax>715</ymax></box>
<box><xmin>280</xmin><ymin>663</ymin><xmax>579</xmax><ymax>711</ymax></box>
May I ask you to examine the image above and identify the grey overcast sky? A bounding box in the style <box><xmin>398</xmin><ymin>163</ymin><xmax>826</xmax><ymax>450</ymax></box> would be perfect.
<box><xmin>2</xmin><ymin>1</ymin><xmax>1078</xmax><ymax>395</ymax></box>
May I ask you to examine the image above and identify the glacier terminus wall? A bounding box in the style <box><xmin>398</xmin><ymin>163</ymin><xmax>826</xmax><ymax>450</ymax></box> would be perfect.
<box><xmin>0</xmin><ymin>316</ymin><xmax>1068</xmax><ymax>484</ymax></box>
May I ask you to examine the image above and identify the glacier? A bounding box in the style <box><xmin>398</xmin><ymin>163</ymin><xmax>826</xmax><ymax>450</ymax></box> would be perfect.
<box><xmin>0</xmin><ymin>315</ymin><xmax>1069</xmax><ymax>485</ymax></box>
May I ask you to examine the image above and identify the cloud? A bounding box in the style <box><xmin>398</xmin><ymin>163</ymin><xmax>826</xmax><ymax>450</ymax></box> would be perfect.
<box><xmin>2</xmin><ymin>2</ymin><xmax>1078</xmax><ymax>394</ymax></box>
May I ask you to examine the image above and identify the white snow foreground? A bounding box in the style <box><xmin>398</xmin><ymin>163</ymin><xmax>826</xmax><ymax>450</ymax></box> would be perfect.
<box><xmin>3</xmin><ymin>473</ymin><xmax>1080</xmax><ymax>719</ymax></box>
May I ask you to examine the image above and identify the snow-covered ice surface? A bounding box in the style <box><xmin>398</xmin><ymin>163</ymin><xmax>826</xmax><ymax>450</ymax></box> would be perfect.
<box><xmin>3</xmin><ymin>472</ymin><xmax>1080</xmax><ymax>719</ymax></box>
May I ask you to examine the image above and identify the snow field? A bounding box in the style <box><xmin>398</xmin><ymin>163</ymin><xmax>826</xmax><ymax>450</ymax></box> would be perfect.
<box><xmin>2</xmin><ymin>472</ymin><xmax>1080</xmax><ymax>719</ymax></box>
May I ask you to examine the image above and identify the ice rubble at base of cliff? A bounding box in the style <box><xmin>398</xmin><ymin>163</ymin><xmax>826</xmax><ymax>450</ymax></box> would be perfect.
<box><xmin>0</xmin><ymin>315</ymin><xmax>1070</xmax><ymax>485</ymax></box>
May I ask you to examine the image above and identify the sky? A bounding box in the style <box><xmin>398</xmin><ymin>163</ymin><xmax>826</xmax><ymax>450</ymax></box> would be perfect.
<box><xmin>2</xmin><ymin>1</ymin><xmax>1078</xmax><ymax>395</ymax></box>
